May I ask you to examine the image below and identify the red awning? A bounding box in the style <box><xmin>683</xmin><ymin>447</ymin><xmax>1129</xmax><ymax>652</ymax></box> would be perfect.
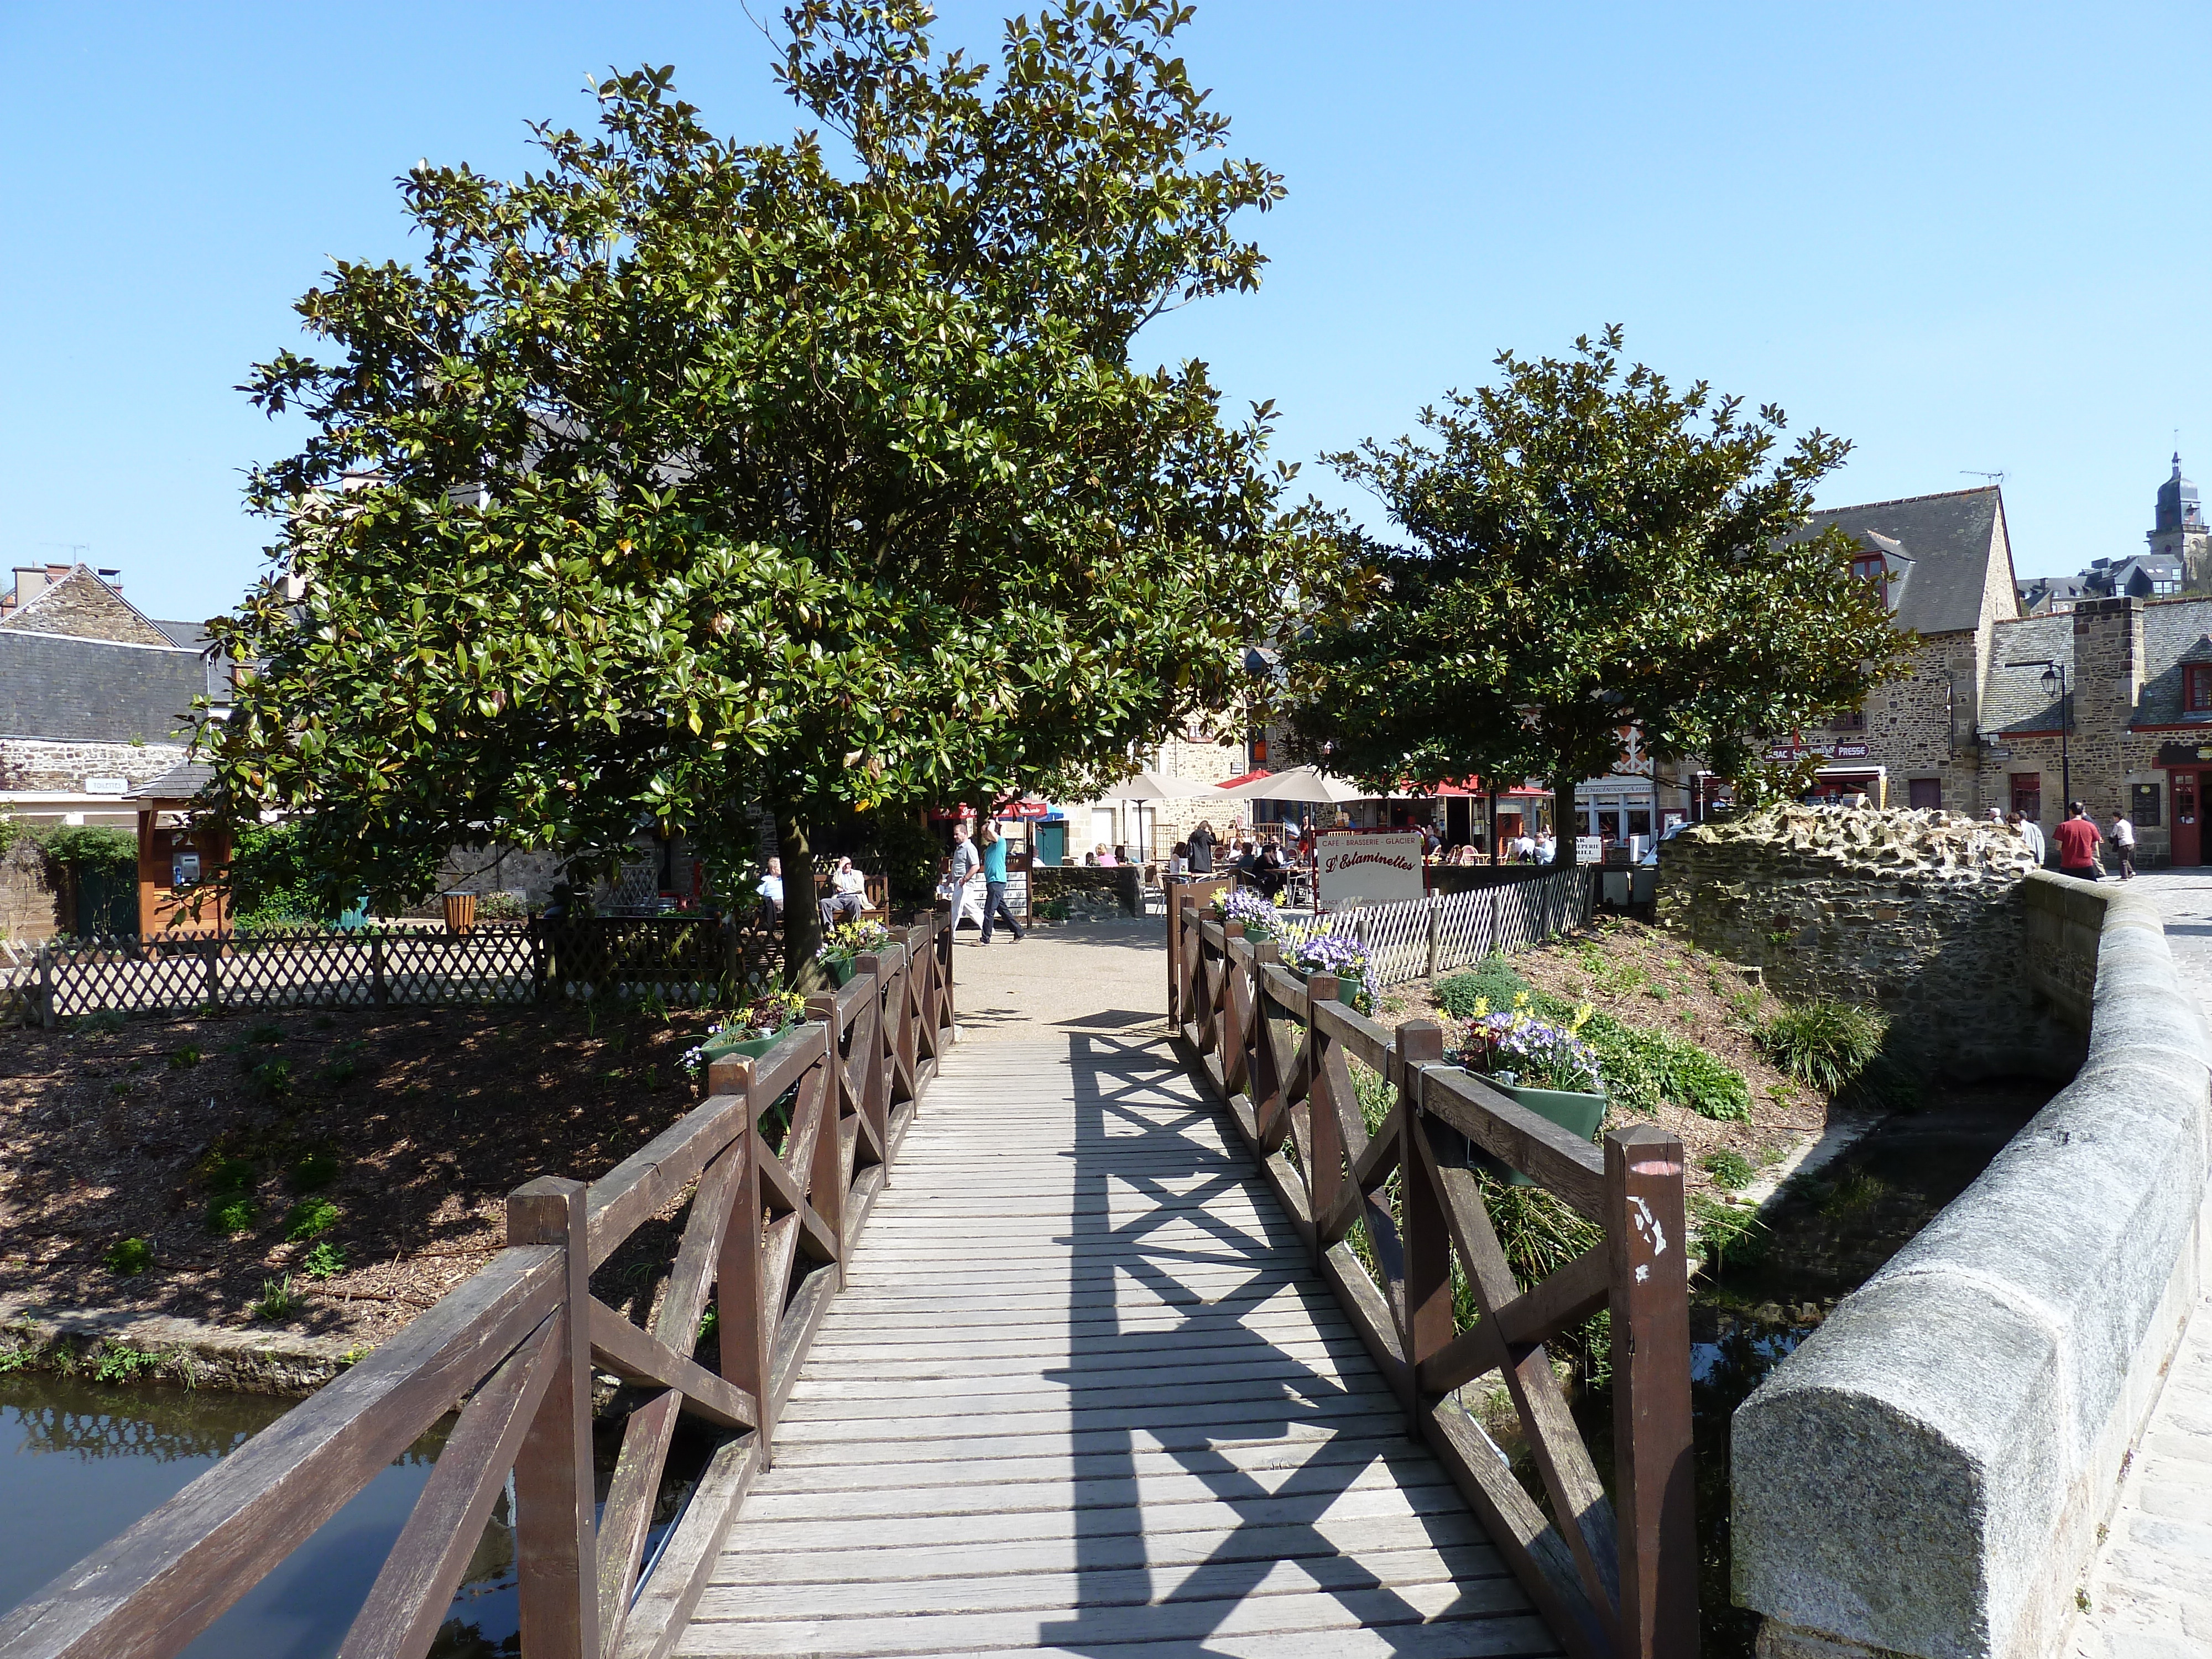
<box><xmin>1215</xmin><ymin>768</ymin><xmax>1274</xmax><ymax>790</ymax></box>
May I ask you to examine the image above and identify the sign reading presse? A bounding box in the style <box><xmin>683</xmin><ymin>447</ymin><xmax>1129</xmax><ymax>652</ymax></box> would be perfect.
<box><xmin>1316</xmin><ymin>832</ymin><xmax>1425</xmax><ymax>910</ymax></box>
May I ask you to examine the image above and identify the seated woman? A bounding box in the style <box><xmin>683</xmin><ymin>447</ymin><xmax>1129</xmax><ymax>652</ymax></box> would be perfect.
<box><xmin>1255</xmin><ymin>838</ymin><xmax>1289</xmax><ymax>898</ymax></box>
<box><xmin>1095</xmin><ymin>843</ymin><xmax>1118</xmax><ymax>867</ymax></box>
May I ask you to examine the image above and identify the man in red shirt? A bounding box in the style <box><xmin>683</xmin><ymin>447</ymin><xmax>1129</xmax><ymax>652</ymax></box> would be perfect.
<box><xmin>2053</xmin><ymin>801</ymin><xmax>2103</xmax><ymax>879</ymax></box>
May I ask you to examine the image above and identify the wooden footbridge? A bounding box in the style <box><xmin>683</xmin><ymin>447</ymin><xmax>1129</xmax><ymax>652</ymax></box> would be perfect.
<box><xmin>0</xmin><ymin>884</ymin><xmax>1696</xmax><ymax>1659</ymax></box>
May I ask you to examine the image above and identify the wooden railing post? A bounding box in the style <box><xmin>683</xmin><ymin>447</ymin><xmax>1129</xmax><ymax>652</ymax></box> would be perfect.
<box><xmin>38</xmin><ymin>941</ymin><xmax>55</xmax><ymax>1030</ymax></box>
<box><xmin>506</xmin><ymin>1176</ymin><xmax>598</xmax><ymax>1659</ymax></box>
<box><xmin>1306</xmin><ymin>973</ymin><xmax>1342</xmax><ymax>1268</ymax></box>
<box><xmin>710</xmin><ymin>1053</ymin><xmax>774</xmax><ymax>1469</ymax></box>
<box><xmin>854</xmin><ymin>952</ymin><xmax>892</xmax><ymax>1164</ymax></box>
<box><xmin>1426</xmin><ymin>896</ymin><xmax>1443</xmax><ymax>979</ymax></box>
<box><xmin>1605</xmin><ymin>1124</ymin><xmax>1696</xmax><ymax>1658</ymax></box>
<box><xmin>804</xmin><ymin>991</ymin><xmax>851</xmax><ymax>1290</ymax></box>
<box><xmin>1395</xmin><ymin>1020</ymin><xmax>1450</xmax><ymax>1434</ymax></box>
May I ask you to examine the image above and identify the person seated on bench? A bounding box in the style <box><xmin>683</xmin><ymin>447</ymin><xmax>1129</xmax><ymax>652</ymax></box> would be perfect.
<box><xmin>756</xmin><ymin>858</ymin><xmax>785</xmax><ymax>930</ymax></box>
<box><xmin>821</xmin><ymin>855</ymin><xmax>869</xmax><ymax>928</ymax></box>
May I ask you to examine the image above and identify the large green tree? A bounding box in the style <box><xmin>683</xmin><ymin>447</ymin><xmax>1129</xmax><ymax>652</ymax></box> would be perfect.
<box><xmin>212</xmin><ymin>1</ymin><xmax>1324</xmax><ymax>970</ymax></box>
<box><xmin>1284</xmin><ymin>328</ymin><xmax>1908</xmax><ymax>862</ymax></box>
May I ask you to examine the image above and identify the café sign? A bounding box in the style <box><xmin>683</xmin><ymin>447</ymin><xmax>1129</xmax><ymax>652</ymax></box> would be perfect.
<box><xmin>1767</xmin><ymin>742</ymin><xmax>1870</xmax><ymax>761</ymax></box>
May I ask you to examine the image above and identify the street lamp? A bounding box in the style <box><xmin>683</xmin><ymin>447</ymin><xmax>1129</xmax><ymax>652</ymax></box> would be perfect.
<box><xmin>2008</xmin><ymin>658</ymin><xmax>2071</xmax><ymax>812</ymax></box>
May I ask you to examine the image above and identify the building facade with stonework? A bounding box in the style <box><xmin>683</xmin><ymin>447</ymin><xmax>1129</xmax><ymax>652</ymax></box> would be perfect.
<box><xmin>1644</xmin><ymin>478</ymin><xmax>2212</xmax><ymax>867</ymax></box>
<box><xmin>1</xmin><ymin>563</ymin><xmax>226</xmax><ymax>829</ymax></box>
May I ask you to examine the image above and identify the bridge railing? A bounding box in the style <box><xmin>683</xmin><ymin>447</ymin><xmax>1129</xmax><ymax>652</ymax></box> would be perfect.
<box><xmin>0</xmin><ymin>910</ymin><xmax>956</xmax><ymax>1659</ymax></box>
<box><xmin>1170</xmin><ymin>883</ymin><xmax>1696</xmax><ymax>1659</ymax></box>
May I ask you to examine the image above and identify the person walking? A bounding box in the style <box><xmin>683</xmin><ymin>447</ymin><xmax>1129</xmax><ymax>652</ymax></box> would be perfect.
<box><xmin>2007</xmin><ymin>810</ymin><xmax>2047</xmax><ymax>868</ymax></box>
<box><xmin>1187</xmin><ymin>820</ymin><xmax>1215</xmax><ymax>875</ymax></box>
<box><xmin>978</xmin><ymin>818</ymin><xmax>1025</xmax><ymax>943</ymax></box>
<box><xmin>948</xmin><ymin>822</ymin><xmax>987</xmax><ymax>935</ymax></box>
<box><xmin>2109</xmin><ymin>808</ymin><xmax>2137</xmax><ymax>880</ymax></box>
<box><xmin>2054</xmin><ymin>801</ymin><xmax>2104</xmax><ymax>880</ymax></box>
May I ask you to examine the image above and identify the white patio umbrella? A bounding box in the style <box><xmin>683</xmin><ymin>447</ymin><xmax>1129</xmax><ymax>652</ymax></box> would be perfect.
<box><xmin>1106</xmin><ymin>770</ymin><xmax>1228</xmax><ymax>801</ymax></box>
<box><xmin>1222</xmin><ymin>765</ymin><xmax>1368</xmax><ymax>804</ymax></box>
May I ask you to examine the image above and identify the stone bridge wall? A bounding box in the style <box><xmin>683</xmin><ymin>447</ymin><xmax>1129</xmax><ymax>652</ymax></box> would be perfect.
<box><xmin>1655</xmin><ymin>804</ymin><xmax>2067</xmax><ymax>1077</ymax></box>
<box><xmin>1733</xmin><ymin>872</ymin><xmax>2212</xmax><ymax>1659</ymax></box>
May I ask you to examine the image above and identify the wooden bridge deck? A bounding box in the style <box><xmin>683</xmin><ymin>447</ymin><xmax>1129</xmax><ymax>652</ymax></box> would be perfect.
<box><xmin>675</xmin><ymin>1030</ymin><xmax>1562</xmax><ymax>1658</ymax></box>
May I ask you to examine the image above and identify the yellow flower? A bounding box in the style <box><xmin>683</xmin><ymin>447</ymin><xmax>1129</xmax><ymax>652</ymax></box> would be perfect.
<box><xmin>1470</xmin><ymin>995</ymin><xmax>1489</xmax><ymax>1020</ymax></box>
<box><xmin>1512</xmin><ymin>991</ymin><xmax>1530</xmax><ymax>1010</ymax></box>
<box><xmin>1571</xmin><ymin>1003</ymin><xmax>1593</xmax><ymax>1032</ymax></box>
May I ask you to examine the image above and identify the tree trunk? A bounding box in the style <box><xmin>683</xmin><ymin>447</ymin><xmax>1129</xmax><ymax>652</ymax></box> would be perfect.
<box><xmin>776</xmin><ymin>810</ymin><xmax>828</xmax><ymax>992</ymax></box>
<box><xmin>1552</xmin><ymin>772</ymin><xmax>1579</xmax><ymax>866</ymax></box>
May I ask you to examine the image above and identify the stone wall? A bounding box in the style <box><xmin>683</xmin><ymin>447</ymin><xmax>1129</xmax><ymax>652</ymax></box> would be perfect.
<box><xmin>1655</xmin><ymin>803</ymin><xmax>2065</xmax><ymax>1077</ymax></box>
<box><xmin>1733</xmin><ymin>873</ymin><xmax>2212</xmax><ymax>1659</ymax></box>
<box><xmin>0</xmin><ymin>566</ymin><xmax>174</xmax><ymax>646</ymax></box>
<box><xmin>0</xmin><ymin>737</ymin><xmax>186</xmax><ymax>794</ymax></box>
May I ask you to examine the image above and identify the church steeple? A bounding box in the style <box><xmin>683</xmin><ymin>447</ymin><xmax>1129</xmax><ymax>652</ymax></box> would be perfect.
<box><xmin>2156</xmin><ymin>452</ymin><xmax>2203</xmax><ymax>535</ymax></box>
<box><xmin>2153</xmin><ymin>452</ymin><xmax>2212</xmax><ymax>591</ymax></box>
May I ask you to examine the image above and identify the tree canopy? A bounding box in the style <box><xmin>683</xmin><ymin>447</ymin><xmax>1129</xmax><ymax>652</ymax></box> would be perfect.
<box><xmin>210</xmin><ymin>0</ymin><xmax>1326</xmax><ymax>967</ymax></box>
<box><xmin>1283</xmin><ymin>328</ymin><xmax>1909</xmax><ymax>859</ymax></box>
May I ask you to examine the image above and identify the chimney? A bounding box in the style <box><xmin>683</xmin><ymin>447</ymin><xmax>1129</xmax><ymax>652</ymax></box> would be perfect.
<box><xmin>96</xmin><ymin>567</ymin><xmax>122</xmax><ymax>593</ymax></box>
<box><xmin>10</xmin><ymin>566</ymin><xmax>51</xmax><ymax>612</ymax></box>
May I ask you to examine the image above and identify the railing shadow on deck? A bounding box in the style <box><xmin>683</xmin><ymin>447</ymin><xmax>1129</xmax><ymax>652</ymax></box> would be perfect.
<box><xmin>1038</xmin><ymin>1029</ymin><xmax>1549</xmax><ymax>1652</ymax></box>
<box><xmin>1164</xmin><ymin>875</ymin><xmax>1699</xmax><ymax>1659</ymax></box>
<box><xmin>0</xmin><ymin>910</ymin><xmax>957</xmax><ymax>1659</ymax></box>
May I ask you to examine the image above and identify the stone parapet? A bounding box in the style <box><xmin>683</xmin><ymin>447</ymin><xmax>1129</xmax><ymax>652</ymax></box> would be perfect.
<box><xmin>1733</xmin><ymin>873</ymin><xmax>2212</xmax><ymax>1659</ymax></box>
<box><xmin>1030</xmin><ymin>863</ymin><xmax>1142</xmax><ymax>916</ymax></box>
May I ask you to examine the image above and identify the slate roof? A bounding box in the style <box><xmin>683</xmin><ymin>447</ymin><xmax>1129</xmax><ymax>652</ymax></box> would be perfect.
<box><xmin>126</xmin><ymin>762</ymin><xmax>216</xmax><ymax>802</ymax></box>
<box><xmin>1802</xmin><ymin>487</ymin><xmax>2007</xmax><ymax>637</ymax></box>
<box><xmin>0</xmin><ymin>628</ymin><xmax>207</xmax><ymax>744</ymax></box>
<box><xmin>153</xmin><ymin>618</ymin><xmax>210</xmax><ymax>651</ymax></box>
<box><xmin>2133</xmin><ymin>599</ymin><xmax>2212</xmax><ymax>726</ymax></box>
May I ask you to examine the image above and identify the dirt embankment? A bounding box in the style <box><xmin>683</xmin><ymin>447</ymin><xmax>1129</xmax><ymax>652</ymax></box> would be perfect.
<box><xmin>0</xmin><ymin>1003</ymin><xmax>718</xmax><ymax>1355</ymax></box>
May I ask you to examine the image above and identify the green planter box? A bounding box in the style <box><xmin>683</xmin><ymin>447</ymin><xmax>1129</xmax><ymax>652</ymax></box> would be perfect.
<box><xmin>1478</xmin><ymin>1078</ymin><xmax>1606</xmax><ymax>1186</ymax></box>
<box><xmin>821</xmin><ymin>956</ymin><xmax>859</xmax><ymax>987</ymax></box>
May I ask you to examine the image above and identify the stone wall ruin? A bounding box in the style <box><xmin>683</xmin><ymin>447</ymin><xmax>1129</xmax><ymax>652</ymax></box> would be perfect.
<box><xmin>1655</xmin><ymin>803</ymin><xmax>2072</xmax><ymax>1077</ymax></box>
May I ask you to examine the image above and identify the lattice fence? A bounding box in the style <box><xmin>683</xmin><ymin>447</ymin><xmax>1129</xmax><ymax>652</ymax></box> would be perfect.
<box><xmin>1325</xmin><ymin>867</ymin><xmax>1595</xmax><ymax>987</ymax></box>
<box><xmin>21</xmin><ymin>915</ymin><xmax>784</xmax><ymax>1025</ymax></box>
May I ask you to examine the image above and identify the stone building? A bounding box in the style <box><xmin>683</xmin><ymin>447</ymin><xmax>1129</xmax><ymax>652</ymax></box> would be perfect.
<box><xmin>2147</xmin><ymin>452</ymin><xmax>2212</xmax><ymax>589</ymax></box>
<box><xmin>1646</xmin><ymin>469</ymin><xmax>2212</xmax><ymax>867</ymax></box>
<box><xmin>1</xmin><ymin>564</ymin><xmax>227</xmax><ymax>831</ymax></box>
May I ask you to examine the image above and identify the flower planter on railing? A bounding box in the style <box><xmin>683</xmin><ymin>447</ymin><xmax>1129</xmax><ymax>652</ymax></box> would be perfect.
<box><xmin>1485</xmin><ymin>1080</ymin><xmax>1609</xmax><ymax>1185</ymax></box>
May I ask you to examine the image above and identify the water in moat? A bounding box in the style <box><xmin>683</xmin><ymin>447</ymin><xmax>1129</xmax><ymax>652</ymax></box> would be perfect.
<box><xmin>1673</xmin><ymin>1078</ymin><xmax>2054</xmax><ymax>1654</ymax></box>
<box><xmin>0</xmin><ymin>1372</ymin><xmax>719</xmax><ymax>1657</ymax></box>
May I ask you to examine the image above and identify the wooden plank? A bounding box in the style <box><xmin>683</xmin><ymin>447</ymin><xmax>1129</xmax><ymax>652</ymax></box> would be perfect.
<box><xmin>587</xmin><ymin>1298</ymin><xmax>758</xmax><ymax>1430</ymax></box>
<box><xmin>509</xmin><ymin>1180</ymin><xmax>599</xmax><ymax>1659</ymax></box>
<box><xmin>1417</xmin><ymin>1066</ymin><xmax>1607</xmax><ymax>1222</ymax></box>
<box><xmin>611</xmin><ymin>1435</ymin><xmax>762</xmax><ymax>1659</ymax></box>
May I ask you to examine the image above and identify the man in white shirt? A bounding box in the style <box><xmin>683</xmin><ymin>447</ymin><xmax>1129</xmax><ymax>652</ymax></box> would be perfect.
<box><xmin>2110</xmin><ymin>811</ymin><xmax>2136</xmax><ymax>880</ymax></box>
<box><xmin>947</xmin><ymin>823</ymin><xmax>987</xmax><ymax>935</ymax></box>
<box><xmin>756</xmin><ymin>857</ymin><xmax>784</xmax><ymax>923</ymax></box>
<box><xmin>822</xmin><ymin>855</ymin><xmax>869</xmax><ymax>927</ymax></box>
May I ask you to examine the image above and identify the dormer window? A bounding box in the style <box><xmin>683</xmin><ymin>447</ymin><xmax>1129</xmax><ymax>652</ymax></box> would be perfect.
<box><xmin>1850</xmin><ymin>552</ymin><xmax>1885</xmax><ymax>587</ymax></box>
<box><xmin>2187</xmin><ymin>665</ymin><xmax>2212</xmax><ymax>712</ymax></box>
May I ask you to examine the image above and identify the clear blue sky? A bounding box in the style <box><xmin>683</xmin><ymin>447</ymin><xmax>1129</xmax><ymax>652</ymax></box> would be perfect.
<box><xmin>6</xmin><ymin>1</ymin><xmax>2206</xmax><ymax>622</ymax></box>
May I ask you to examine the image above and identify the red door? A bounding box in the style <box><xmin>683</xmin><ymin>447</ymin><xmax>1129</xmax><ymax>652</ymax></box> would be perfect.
<box><xmin>2173</xmin><ymin>770</ymin><xmax>2201</xmax><ymax>866</ymax></box>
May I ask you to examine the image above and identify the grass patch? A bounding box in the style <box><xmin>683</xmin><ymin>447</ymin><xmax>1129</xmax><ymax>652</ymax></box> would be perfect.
<box><xmin>1691</xmin><ymin>1194</ymin><xmax>1765</xmax><ymax>1269</ymax></box>
<box><xmin>1700</xmin><ymin>1149</ymin><xmax>1756</xmax><ymax>1192</ymax></box>
<box><xmin>104</xmin><ymin>1237</ymin><xmax>154</xmax><ymax>1276</ymax></box>
<box><xmin>1758</xmin><ymin>999</ymin><xmax>1887</xmax><ymax>1094</ymax></box>
<box><xmin>284</xmin><ymin>1197</ymin><xmax>340</xmax><ymax>1241</ymax></box>
<box><xmin>248</xmin><ymin>1276</ymin><xmax>299</xmax><ymax>1321</ymax></box>
<box><xmin>71</xmin><ymin>1009</ymin><xmax>128</xmax><ymax>1037</ymax></box>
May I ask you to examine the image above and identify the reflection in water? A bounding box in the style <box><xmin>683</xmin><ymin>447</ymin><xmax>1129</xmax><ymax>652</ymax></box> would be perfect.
<box><xmin>1</xmin><ymin>1373</ymin><xmax>721</xmax><ymax>1659</ymax></box>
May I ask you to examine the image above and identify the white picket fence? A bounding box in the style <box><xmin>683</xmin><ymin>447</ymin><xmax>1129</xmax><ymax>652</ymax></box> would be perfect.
<box><xmin>1326</xmin><ymin>868</ymin><xmax>1596</xmax><ymax>988</ymax></box>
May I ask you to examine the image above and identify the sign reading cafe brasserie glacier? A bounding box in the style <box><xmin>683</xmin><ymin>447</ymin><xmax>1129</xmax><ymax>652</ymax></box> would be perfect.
<box><xmin>1317</xmin><ymin>832</ymin><xmax>1426</xmax><ymax>911</ymax></box>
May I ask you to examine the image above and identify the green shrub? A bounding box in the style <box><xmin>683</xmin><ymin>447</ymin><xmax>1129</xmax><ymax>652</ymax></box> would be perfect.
<box><xmin>169</xmin><ymin>1045</ymin><xmax>202</xmax><ymax>1068</ymax></box>
<box><xmin>1549</xmin><ymin>1005</ymin><xmax>1750</xmax><ymax>1121</ymax></box>
<box><xmin>289</xmin><ymin>1151</ymin><xmax>340</xmax><ymax>1192</ymax></box>
<box><xmin>301</xmin><ymin>1241</ymin><xmax>346</xmax><ymax>1280</ymax></box>
<box><xmin>477</xmin><ymin>890</ymin><xmax>525</xmax><ymax>920</ymax></box>
<box><xmin>44</xmin><ymin>825</ymin><xmax>136</xmax><ymax>873</ymax></box>
<box><xmin>91</xmin><ymin>1343</ymin><xmax>158</xmax><ymax>1384</ymax></box>
<box><xmin>1759</xmin><ymin>999</ymin><xmax>1888</xmax><ymax>1094</ymax></box>
<box><xmin>1434</xmin><ymin>956</ymin><xmax>1532</xmax><ymax>1019</ymax></box>
<box><xmin>248</xmin><ymin>1059</ymin><xmax>292</xmax><ymax>1099</ymax></box>
<box><xmin>1701</xmin><ymin>1149</ymin><xmax>1756</xmax><ymax>1191</ymax></box>
<box><xmin>1650</xmin><ymin>1032</ymin><xmax>1753</xmax><ymax>1122</ymax></box>
<box><xmin>72</xmin><ymin>1009</ymin><xmax>128</xmax><ymax>1037</ymax></box>
<box><xmin>319</xmin><ymin>1057</ymin><xmax>356</xmax><ymax>1088</ymax></box>
<box><xmin>247</xmin><ymin>1022</ymin><xmax>285</xmax><ymax>1045</ymax></box>
<box><xmin>105</xmin><ymin>1237</ymin><xmax>154</xmax><ymax>1276</ymax></box>
<box><xmin>284</xmin><ymin>1197</ymin><xmax>340</xmax><ymax>1241</ymax></box>
<box><xmin>228</xmin><ymin>822</ymin><xmax>340</xmax><ymax>925</ymax></box>
<box><xmin>208</xmin><ymin>1195</ymin><xmax>257</xmax><ymax>1234</ymax></box>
